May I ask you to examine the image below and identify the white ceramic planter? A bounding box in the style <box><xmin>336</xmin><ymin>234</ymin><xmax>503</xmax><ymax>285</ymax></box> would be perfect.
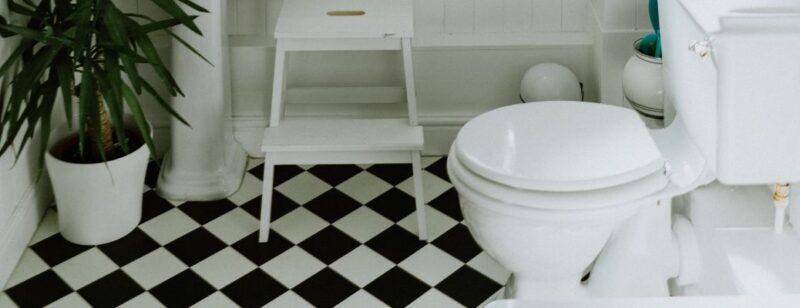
<box><xmin>622</xmin><ymin>39</ymin><xmax>664</xmax><ymax>125</ymax></box>
<box><xmin>45</xmin><ymin>116</ymin><xmax>150</xmax><ymax>245</ymax></box>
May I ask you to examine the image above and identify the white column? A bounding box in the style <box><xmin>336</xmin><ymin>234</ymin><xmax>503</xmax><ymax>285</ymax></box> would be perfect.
<box><xmin>157</xmin><ymin>0</ymin><xmax>247</xmax><ymax>201</ymax></box>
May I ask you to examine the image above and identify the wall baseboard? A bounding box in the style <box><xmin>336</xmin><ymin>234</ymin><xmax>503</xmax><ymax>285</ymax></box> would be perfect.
<box><xmin>0</xmin><ymin>179</ymin><xmax>52</xmax><ymax>289</ymax></box>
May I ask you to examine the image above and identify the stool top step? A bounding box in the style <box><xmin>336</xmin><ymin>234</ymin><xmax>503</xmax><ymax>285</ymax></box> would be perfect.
<box><xmin>275</xmin><ymin>0</ymin><xmax>413</xmax><ymax>39</ymax></box>
<box><xmin>262</xmin><ymin>119</ymin><xmax>423</xmax><ymax>152</ymax></box>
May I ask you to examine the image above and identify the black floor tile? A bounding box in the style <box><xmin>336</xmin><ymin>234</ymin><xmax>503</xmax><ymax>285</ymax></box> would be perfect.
<box><xmin>165</xmin><ymin>228</ymin><xmax>227</xmax><ymax>266</ymax></box>
<box><xmin>178</xmin><ymin>199</ymin><xmax>237</xmax><ymax>225</ymax></box>
<box><xmin>365</xmin><ymin>267</ymin><xmax>430</xmax><ymax>308</ymax></box>
<box><xmin>221</xmin><ymin>269</ymin><xmax>288</xmax><ymax>308</ymax></box>
<box><xmin>5</xmin><ymin>270</ymin><xmax>72</xmax><ymax>308</ymax></box>
<box><xmin>428</xmin><ymin>188</ymin><xmax>463</xmax><ymax>221</ymax></box>
<box><xmin>293</xmin><ymin>268</ymin><xmax>358</xmax><ymax>308</ymax></box>
<box><xmin>31</xmin><ymin>234</ymin><xmax>92</xmax><ymax>267</ymax></box>
<box><xmin>231</xmin><ymin>231</ymin><xmax>294</xmax><ymax>266</ymax></box>
<box><xmin>298</xmin><ymin>226</ymin><xmax>360</xmax><ymax>264</ymax></box>
<box><xmin>365</xmin><ymin>188</ymin><xmax>416</xmax><ymax>222</ymax></box>
<box><xmin>436</xmin><ymin>266</ymin><xmax>502</xmax><ymax>307</ymax></box>
<box><xmin>424</xmin><ymin>157</ymin><xmax>450</xmax><ymax>182</ymax></box>
<box><xmin>431</xmin><ymin>224</ymin><xmax>483</xmax><ymax>262</ymax></box>
<box><xmin>365</xmin><ymin>225</ymin><xmax>426</xmax><ymax>264</ymax></box>
<box><xmin>250</xmin><ymin>164</ymin><xmax>304</xmax><ymax>186</ymax></box>
<box><xmin>150</xmin><ymin>269</ymin><xmax>215</xmax><ymax>307</ymax></box>
<box><xmin>303</xmin><ymin>190</ymin><xmax>362</xmax><ymax>223</ymax></box>
<box><xmin>141</xmin><ymin>191</ymin><xmax>174</xmax><ymax>224</ymax></box>
<box><xmin>77</xmin><ymin>270</ymin><xmax>145</xmax><ymax>308</ymax></box>
<box><xmin>98</xmin><ymin>228</ymin><xmax>160</xmax><ymax>267</ymax></box>
<box><xmin>241</xmin><ymin>192</ymin><xmax>299</xmax><ymax>222</ymax></box>
<box><xmin>307</xmin><ymin>165</ymin><xmax>363</xmax><ymax>186</ymax></box>
<box><xmin>366</xmin><ymin>164</ymin><xmax>412</xmax><ymax>186</ymax></box>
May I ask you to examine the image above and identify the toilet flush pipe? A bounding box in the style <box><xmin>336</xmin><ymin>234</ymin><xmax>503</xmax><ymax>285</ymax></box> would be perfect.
<box><xmin>773</xmin><ymin>183</ymin><xmax>790</xmax><ymax>234</ymax></box>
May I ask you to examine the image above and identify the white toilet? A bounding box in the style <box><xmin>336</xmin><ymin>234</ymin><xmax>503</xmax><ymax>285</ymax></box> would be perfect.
<box><xmin>448</xmin><ymin>0</ymin><xmax>800</xmax><ymax>301</ymax></box>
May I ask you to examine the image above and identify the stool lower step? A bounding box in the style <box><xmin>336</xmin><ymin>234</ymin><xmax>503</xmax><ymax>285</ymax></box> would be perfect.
<box><xmin>262</xmin><ymin>118</ymin><xmax>423</xmax><ymax>152</ymax></box>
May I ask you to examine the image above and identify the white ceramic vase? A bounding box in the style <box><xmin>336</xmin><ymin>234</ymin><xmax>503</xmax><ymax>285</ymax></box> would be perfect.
<box><xmin>622</xmin><ymin>39</ymin><xmax>664</xmax><ymax>127</ymax></box>
<box><xmin>45</xmin><ymin>115</ymin><xmax>150</xmax><ymax>245</ymax></box>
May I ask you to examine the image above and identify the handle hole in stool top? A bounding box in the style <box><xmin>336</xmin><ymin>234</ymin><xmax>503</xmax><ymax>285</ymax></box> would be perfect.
<box><xmin>327</xmin><ymin>10</ymin><xmax>366</xmax><ymax>16</ymax></box>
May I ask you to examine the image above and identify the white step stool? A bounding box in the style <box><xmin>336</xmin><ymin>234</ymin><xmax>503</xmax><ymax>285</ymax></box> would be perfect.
<box><xmin>259</xmin><ymin>0</ymin><xmax>427</xmax><ymax>242</ymax></box>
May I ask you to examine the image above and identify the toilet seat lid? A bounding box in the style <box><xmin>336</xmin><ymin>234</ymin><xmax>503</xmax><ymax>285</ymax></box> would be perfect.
<box><xmin>454</xmin><ymin>101</ymin><xmax>664</xmax><ymax>192</ymax></box>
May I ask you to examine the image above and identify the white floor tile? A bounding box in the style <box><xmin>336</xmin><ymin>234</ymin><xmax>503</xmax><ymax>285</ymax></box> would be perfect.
<box><xmin>52</xmin><ymin>248</ymin><xmax>118</xmax><ymax>290</ymax></box>
<box><xmin>44</xmin><ymin>292</ymin><xmax>91</xmax><ymax>308</ymax></box>
<box><xmin>271</xmin><ymin>208</ymin><xmax>329</xmax><ymax>244</ymax></box>
<box><xmin>335</xmin><ymin>172</ymin><xmax>393</xmax><ymax>204</ymax></box>
<box><xmin>264</xmin><ymin>291</ymin><xmax>314</xmax><ymax>308</ymax></box>
<box><xmin>192</xmin><ymin>248</ymin><xmax>256</xmax><ymax>289</ymax></box>
<box><xmin>227</xmin><ymin>173</ymin><xmax>263</xmax><ymax>206</ymax></box>
<box><xmin>139</xmin><ymin>209</ymin><xmax>200</xmax><ymax>245</ymax></box>
<box><xmin>119</xmin><ymin>292</ymin><xmax>166</xmax><ymax>308</ymax></box>
<box><xmin>122</xmin><ymin>248</ymin><xmax>188</xmax><ymax>289</ymax></box>
<box><xmin>398</xmin><ymin>206</ymin><xmax>458</xmax><ymax>240</ymax></box>
<box><xmin>275</xmin><ymin>172</ymin><xmax>332</xmax><ymax>205</ymax></box>
<box><xmin>166</xmin><ymin>199</ymin><xmax>186</xmax><ymax>207</ymax></box>
<box><xmin>331</xmin><ymin>246</ymin><xmax>394</xmax><ymax>287</ymax></box>
<box><xmin>467</xmin><ymin>252</ymin><xmax>511</xmax><ymax>285</ymax></box>
<box><xmin>397</xmin><ymin>171</ymin><xmax>453</xmax><ymax>203</ymax></box>
<box><xmin>334</xmin><ymin>290</ymin><xmax>389</xmax><ymax>308</ymax></box>
<box><xmin>0</xmin><ymin>293</ymin><xmax>17</xmax><ymax>308</ymax></box>
<box><xmin>421</xmin><ymin>156</ymin><xmax>440</xmax><ymax>168</ymax></box>
<box><xmin>399</xmin><ymin>246</ymin><xmax>463</xmax><ymax>286</ymax></box>
<box><xmin>4</xmin><ymin>249</ymin><xmax>48</xmax><ymax>289</ymax></box>
<box><xmin>247</xmin><ymin>158</ymin><xmax>265</xmax><ymax>171</ymax></box>
<box><xmin>204</xmin><ymin>208</ymin><xmax>259</xmax><ymax>244</ymax></box>
<box><xmin>190</xmin><ymin>292</ymin><xmax>238</xmax><ymax>308</ymax></box>
<box><xmin>261</xmin><ymin>247</ymin><xmax>325</xmax><ymax>288</ymax></box>
<box><xmin>30</xmin><ymin>209</ymin><xmax>58</xmax><ymax>244</ymax></box>
<box><xmin>333</xmin><ymin>207</ymin><xmax>393</xmax><ymax>243</ymax></box>
<box><xmin>407</xmin><ymin>289</ymin><xmax>464</xmax><ymax>308</ymax></box>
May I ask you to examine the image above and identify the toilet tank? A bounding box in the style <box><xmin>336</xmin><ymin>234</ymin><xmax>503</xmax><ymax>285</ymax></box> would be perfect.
<box><xmin>661</xmin><ymin>0</ymin><xmax>800</xmax><ymax>185</ymax></box>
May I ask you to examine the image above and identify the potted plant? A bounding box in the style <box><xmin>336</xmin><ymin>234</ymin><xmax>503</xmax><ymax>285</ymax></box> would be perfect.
<box><xmin>0</xmin><ymin>0</ymin><xmax>208</xmax><ymax>245</ymax></box>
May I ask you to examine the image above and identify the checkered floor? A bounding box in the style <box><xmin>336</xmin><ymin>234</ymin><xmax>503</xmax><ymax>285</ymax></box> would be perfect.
<box><xmin>2</xmin><ymin>156</ymin><xmax>511</xmax><ymax>307</ymax></box>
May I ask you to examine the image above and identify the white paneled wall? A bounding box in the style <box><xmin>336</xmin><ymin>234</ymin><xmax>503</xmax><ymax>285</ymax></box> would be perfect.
<box><xmin>591</xmin><ymin>0</ymin><xmax>653</xmax><ymax>31</ymax></box>
<box><xmin>227</xmin><ymin>0</ymin><xmax>591</xmax><ymax>43</ymax></box>
<box><xmin>112</xmin><ymin>1</ymin><xmax>601</xmax><ymax>155</ymax></box>
<box><xmin>589</xmin><ymin>0</ymin><xmax>654</xmax><ymax>107</ymax></box>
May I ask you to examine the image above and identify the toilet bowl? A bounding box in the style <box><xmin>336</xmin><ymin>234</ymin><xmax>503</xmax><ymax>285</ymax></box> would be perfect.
<box><xmin>447</xmin><ymin>101</ymin><xmax>671</xmax><ymax>299</ymax></box>
<box><xmin>449</xmin><ymin>0</ymin><xmax>800</xmax><ymax>301</ymax></box>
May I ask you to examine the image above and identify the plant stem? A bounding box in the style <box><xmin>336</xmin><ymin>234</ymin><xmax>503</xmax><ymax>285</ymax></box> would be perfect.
<box><xmin>95</xmin><ymin>94</ymin><xmax>114</xmax><ymax>155</ymax></box>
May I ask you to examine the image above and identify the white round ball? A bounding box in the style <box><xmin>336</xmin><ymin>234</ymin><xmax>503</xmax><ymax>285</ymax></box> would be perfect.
<box><xmin>520</xmin><ymin>63</ymin><xmax>582</xmax><ymax>102</ymax></box>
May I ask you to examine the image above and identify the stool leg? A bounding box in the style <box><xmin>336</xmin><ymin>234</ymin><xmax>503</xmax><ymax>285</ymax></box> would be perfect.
<box><xmin>411</xmin><ymin>151</ymin><xmax>428</xmax><ymax>240</ymax></box>
<box><xmin>259</xmin><ymin>157</ymin><xmax>275</xmax><ymax>242</ymax></box>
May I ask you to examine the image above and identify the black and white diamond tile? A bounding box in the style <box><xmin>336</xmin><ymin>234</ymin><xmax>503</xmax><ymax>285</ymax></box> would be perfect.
<box><xmin>2</xmin><ymin>156</ymin><xmax>511</xmax><ymax>307</ymax></box>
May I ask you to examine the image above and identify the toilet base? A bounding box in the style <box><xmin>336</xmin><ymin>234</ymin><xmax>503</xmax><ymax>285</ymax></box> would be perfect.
<box><xmin>504</xmin><ymin>274</ymin><xmax>589</xmax><ymax>300</ymax></box>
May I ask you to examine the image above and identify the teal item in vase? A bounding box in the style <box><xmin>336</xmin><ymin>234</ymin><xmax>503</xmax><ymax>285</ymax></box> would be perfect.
<box><xmin>639</xmin><ymin>33</ymin><xmax>659</xmax><ymax>56</ymax></box>
<box><xmin>650</xmin><ymin>0</ymin><xmax>662</xmax><ymax>57</ymax></box>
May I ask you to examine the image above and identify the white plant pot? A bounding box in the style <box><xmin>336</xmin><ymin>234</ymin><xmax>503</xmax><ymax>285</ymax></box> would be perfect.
<box><xmin>622</xmin><ymin>39</ymin><xmax>664</xmax><ymax>123</ymax></box>
<box><xmin>45</xmin><ymin>115</ymin><xmax>150</xmax><ymax>245</ymax></box>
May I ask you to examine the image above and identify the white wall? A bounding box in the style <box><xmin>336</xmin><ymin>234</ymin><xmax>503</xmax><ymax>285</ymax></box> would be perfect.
<box><xmin>224</xmin><ymin>0</ymin><xmax>597</xmax><ymax>155</ymax></box>
<box><xmin>0</xmin><ymin>4</ymin><xmax>52</xmax><ymax>288</ymax></box>
<box><xmin>590</xmin><ymin>0</ymin><xmax>653</xmax><ymax>106</ymax></box>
